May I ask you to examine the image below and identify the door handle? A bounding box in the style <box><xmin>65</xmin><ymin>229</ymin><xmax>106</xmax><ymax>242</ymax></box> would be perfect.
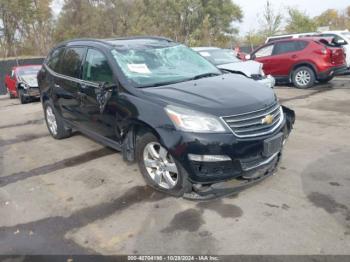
<box><xmin>291</xmin><ymin>55</ymin><xmax>297</xmax><ymax>59</ymax></box>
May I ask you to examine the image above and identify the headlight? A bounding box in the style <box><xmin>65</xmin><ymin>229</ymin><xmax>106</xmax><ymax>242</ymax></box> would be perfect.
<box><xmin>165</xmin><ymin>105</ymin><xmax>227</xmax><ymax>133</ymax></box>
<box><xmin>21</xmin><ymin>83</ymin><xmax>30</xmax><ymax>90</ymax></box>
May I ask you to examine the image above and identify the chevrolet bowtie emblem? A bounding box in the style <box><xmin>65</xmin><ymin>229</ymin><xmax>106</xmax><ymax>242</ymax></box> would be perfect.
<box><xmin>261</xmin><ymin>114</ymin><xmax>274</xmax><ymax>125</ymax></box>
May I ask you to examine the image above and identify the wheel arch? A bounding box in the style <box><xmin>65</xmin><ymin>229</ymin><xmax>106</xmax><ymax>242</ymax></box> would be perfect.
<box><xmin>289</xmin><ymin>62</ymin><xmax>318</xmax><ymax>81</ymax></box>
<box><xmin>121</xmin><ymin>119</ymin><xmax>163</xmax><ymax>162</ymax></box>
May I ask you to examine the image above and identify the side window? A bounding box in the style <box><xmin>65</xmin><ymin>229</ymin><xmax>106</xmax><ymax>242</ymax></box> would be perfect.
<box><xmin>10</xmin><ymin>70</ymin><xmax>15</xmax><ymax>79</ymax></box>
<box><xmin>82</xmin><ymin>49</ymin><xmax>114</xmax><ymax>83</ymax></box>
<box><xmin>273</xmin><ymin>41</ymin><xmax>306</xmax><ymax>55</ymax></box>
<box><xmin>47</xmin><ymin>48</ymin><xmax>64</xmax><ymax>72</ymax></box>
<box><xmin>60</xmin><ymin>47</ymin><xmax>86</xmax><ymax>78</ymax></box>
<box><xmin>255</xmin><ymin>45</ymin><xmax>274</xmax><ymax>58</ymax></box>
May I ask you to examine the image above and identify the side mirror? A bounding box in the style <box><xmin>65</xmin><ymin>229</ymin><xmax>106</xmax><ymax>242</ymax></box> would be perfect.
<box><xmin>98</xmin><ymin>82</ymin><xmax>116</xmax><ymax>91</ymax></box>
<box><xmin>245</xmin><ymin>54</ymin><xmax>251</xmax><ymax>60</ymax></box>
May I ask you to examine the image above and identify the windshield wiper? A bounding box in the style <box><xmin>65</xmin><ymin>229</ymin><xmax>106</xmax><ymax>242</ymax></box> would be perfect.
<box><xmin>191</xmin><ymin>72</ymin><xmax>221</xmax><ymax>80</ymax></box>
<box><xmin>138</xmin><ymin>78</ymin><xmax>192</xmax><ymax>88</ymax></box>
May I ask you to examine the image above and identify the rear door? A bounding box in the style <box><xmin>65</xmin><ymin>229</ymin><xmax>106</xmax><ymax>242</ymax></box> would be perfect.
<box><xmin>55</xmin><ymin>47</ymin><xmax>86</xmax><ymax>123</ymax></box>
<box><xmin>80</xmin><ymin>48</ymin><xmax>117</xmax><ymax>139</ymax></box>
<box><xmin>270</xmin><ymin>41</ymin><xmax>308</xmax><ymax>76</ymax></box>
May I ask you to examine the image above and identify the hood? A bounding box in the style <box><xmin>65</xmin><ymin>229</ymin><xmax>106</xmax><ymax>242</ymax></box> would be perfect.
<box><xmin>20</xmin><ymin>75</ymin><xmax>38</xmax><ymax>87</ymax></box>
<box><xmin>217</xmin><ymin>60</ymin><xmax>263</xmax><ymax>77</ymax></box>
<box><xmin>141</xmin><ymin>74</ymin><xmax>276</xmax><ymax>116</ymax></box>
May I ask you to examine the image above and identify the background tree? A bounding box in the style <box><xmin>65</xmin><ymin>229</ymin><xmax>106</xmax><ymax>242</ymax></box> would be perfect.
<box><xmin>260</xmin><ymin>0</ymin><xmax>282</xmax><ymax>36</ymax></box>
<box><xmin>285</xmin><ymin>8</ymin><xmax>317</xmax><ymax>33</ymax></box>
<box><xmin>0</xmin><ymin>0</ymin><xmax>53</xmax><ymax>57</ymax></box>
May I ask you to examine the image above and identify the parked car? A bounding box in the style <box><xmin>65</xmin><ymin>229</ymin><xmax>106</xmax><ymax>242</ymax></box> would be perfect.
<box><xmin>247</xmin><ymin>38</ymin><xmax>347</xmax><ymax>88</ymax></box>
<box><xmin>38</xmin><ymin>37</ymin><xmax>295</xmax><ymax>199</ymax></box>
<box><xmin>193</xmin><ymin>47</ymin><xmax>275</xmax><ymax>88</ymax></box>
<box><xmin>5</xmin><ymin>65</ymin><xmax>42</xmax><ymax>103</ymax></box>
<box><xmin>265</xmin><ymin>30</ymin><xmax>350</xmax><ymax>69</ymax></box>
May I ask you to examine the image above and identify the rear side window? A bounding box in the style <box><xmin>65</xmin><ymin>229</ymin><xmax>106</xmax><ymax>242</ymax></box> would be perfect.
<box><xmin>47</xmin><ymin>48</ymin><xmax>64</xmax><ymax>72</ymax></box>
<box><xmin>60</xmin><ymin>47</ymin><xmax>86</xmax><ymax>78</ymax></box>
<box><xmin>82</xmin><ymin>49</ymin><xmax>114</xmax><ymax>83</ymax></box>
<box><xmin>273</xmin><ymin>41</ymin><xmax>307</xmax><ymax>55</ymax></box>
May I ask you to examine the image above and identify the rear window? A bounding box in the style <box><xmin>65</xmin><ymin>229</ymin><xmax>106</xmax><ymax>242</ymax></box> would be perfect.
<box><xmin>60</xmin><ymin>47</ymin><xmax>86</xmax><ymax>78</ymax></box>
<box><xmin>47</xmin><ymin>48</ymin><xmax>65</xmax><ymax>72</ymax></box>
<box><xmin>273</xmin><ymin>41</ymin><xmax>308</xmax><ymax>55</ymax></box>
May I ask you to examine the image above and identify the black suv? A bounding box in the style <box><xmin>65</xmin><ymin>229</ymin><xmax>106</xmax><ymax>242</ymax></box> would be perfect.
<box><xmin>38</xmin><ymin>37</ymin><xmax>295</xmax><ymax>199</ymax></box>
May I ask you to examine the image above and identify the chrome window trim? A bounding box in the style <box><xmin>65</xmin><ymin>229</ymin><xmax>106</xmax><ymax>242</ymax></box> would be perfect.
<box><xmin>220</xmin><ymin>107</ymin><xmax>284</xmax><ymax>138</ymax></box>
<box><xmin>44</xmin><ymin>63</ymin><xmax>99</xmax><ymax>88</ymax></box>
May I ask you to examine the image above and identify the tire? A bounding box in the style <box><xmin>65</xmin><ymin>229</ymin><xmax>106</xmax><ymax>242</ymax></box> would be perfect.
<box><xmin>136</xmin><ymin>132</ymin><xmax>192</xmax><ymax>197</ymax></box>
<box><xmin>318</xmin><ymin>75</ymin><xmax>334</xmax><ymax>84</ymax></box>
<box><xmin>44</xmin><ymin>101</ymin><xmax>72</xmax><ymax>139</ymax></box>
<box><xmin>18</xmin><ymin>89</ymin><xmax>27</xmax><ymax>104</ymax></box>
<box><xmin>292</xmin><ymin>66</ymin><xmax>316</xmax><ymax>89</ymax></box>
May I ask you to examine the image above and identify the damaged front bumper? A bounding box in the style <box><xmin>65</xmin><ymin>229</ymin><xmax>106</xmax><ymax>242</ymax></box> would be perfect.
<box><xmin>184</xmin><ymin>152</ymin><xmax>281</xmax><ymax>200</ymax></box>
<box><xmin>165</xmin><ymin>106</ymin><xmax>295</xmax><ymax>200</ymax></box>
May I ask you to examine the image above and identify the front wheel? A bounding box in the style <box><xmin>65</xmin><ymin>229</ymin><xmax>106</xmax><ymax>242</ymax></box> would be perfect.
<box><xmin>44</xmin><ymin>102</ymin><xmax>72</xmax><ymax>139</ymax></box>
<box><xmin>292</xmin><ymin>66</ymin><xmax>315</xmax><ymax>89</ymax></box>
<box><xmin>136</xmin><ymin>132</ymin><xmax>191</xmax><ymax>197</ymax></box>
<box><xmin>18</xmin><ymin>89</ymin><xmax>27</xmax><ymax>104</ymax></box>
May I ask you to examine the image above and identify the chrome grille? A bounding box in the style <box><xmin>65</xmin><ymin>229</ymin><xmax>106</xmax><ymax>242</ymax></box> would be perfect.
<box><xmin>222</xmin><ymin>103</ymin><xmax>283</xmax><ymax>138</ymax></box>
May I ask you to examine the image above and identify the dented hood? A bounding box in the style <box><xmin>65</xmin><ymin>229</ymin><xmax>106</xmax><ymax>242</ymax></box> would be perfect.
<box><xmin>217</xmin><ymin>60</ymin><xmax>264</xmax><ymax>77</ymax></box>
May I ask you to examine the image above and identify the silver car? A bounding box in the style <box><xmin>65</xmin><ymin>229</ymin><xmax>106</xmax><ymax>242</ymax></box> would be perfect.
<box><xmin>193</xmin><ymin>47</ymin><xmax>275</xmax><ymax>88</ymax></box>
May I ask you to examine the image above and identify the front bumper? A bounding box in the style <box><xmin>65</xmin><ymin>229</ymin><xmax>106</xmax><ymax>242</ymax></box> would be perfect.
<box><xmin>257</xmin><ymin>75</ymin><xmax>276</xmax><ymax>88</ymax></box>
<box><xmin>23</xmin><ymin>87</ymin><xmax>40</xmax><ymax>97</ymax></box>
<box><xmin>184</xmin><ymin>152</ymin><xmax>281</xmax><ymax>200</ymax></box>
<box><xmin>158</xmin><ymin>106</ymin><xmax>294</xmax><ymax>187</ymax></box>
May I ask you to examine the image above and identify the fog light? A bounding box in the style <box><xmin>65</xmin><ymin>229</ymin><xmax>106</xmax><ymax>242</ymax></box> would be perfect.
<box><xmin>188</xmin><ymin>154</ymin><xmax>231</xmax><ymax>162</ymax></box>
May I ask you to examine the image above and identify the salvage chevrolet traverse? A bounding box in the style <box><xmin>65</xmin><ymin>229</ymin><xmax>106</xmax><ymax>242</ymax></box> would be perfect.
<box><xmin>38</xmin><ymin>37</ymin><xmax>295</xmax><ymax>199</ymax></box>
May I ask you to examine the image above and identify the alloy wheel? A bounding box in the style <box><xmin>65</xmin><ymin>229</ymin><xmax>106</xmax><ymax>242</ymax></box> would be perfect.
<box><xmin>46</xmin><ymin>106</ymin><xmax>58</xmax><ymax>135</ymax></box>
<box><xmin>295</xmin><ymin>70</ymin><xmax>311</xmax><ymax>87</ymax></box>
<box><xmin>143</xmin><ymin>142</ymin><xmax>179</xmax><ymax>189</ymax></box>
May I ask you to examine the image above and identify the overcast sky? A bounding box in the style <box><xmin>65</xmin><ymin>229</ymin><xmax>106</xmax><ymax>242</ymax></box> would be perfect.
<box><xmin>51</xmin><ymin>0</ymin><xmax>349</xmax><ymax>35</ymax></box>
<box><xmin>235</xmin><ymin>0</ymin><xmax>349</xmax><ymax>35</ymax></box>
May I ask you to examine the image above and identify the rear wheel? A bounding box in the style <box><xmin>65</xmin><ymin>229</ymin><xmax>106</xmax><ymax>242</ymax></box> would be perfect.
<box><xmin>136</xmin><ymin>132</ymin><xmax>191</xmax><ymax>197</ymax></box>
<box><xmin>44</xmin><ymin>102</ymin><xmax>72</xmax><ymax>139</ymax></box>
<box><xmin>292</xmin><ymin>66</ymin><xmax>315</xmax><ymax>89</ymax></box>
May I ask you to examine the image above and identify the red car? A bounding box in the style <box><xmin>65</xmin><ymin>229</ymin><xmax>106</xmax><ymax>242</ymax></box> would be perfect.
<box><xmin>5</xmin><ymin>65</ymin><xmax>42</xmax><ymax>103</ymax></box>
<box><xmin>247</xmin><ymin>38</ymin><xmax>347</xmax><ymax>88</ymax></box>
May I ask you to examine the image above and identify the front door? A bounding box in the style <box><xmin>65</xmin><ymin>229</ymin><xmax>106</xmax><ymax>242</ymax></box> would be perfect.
<box><xmin>80</xmin><ymin>48</ymin><xmax>118</xmax><ymax>140</ymax></box>
<box><xmin>253</xmin><ymin>44</ymin><xmax>275</xmax><ymax>75</ymax></box>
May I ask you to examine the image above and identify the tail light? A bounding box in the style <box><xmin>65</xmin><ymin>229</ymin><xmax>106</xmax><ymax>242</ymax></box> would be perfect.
<box><xmin>321</xmin><ymin>48</ymin><xmax>327</xmax><ymax>55</ymax></box>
